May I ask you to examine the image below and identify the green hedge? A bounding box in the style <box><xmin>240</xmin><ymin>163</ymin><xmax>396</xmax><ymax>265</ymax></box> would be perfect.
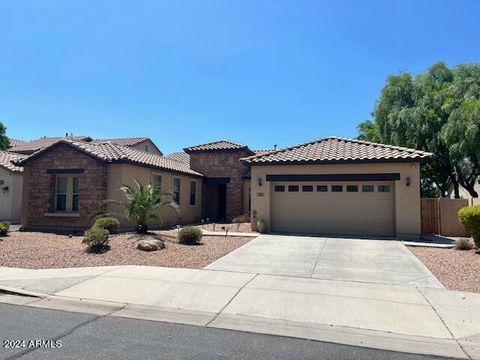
<box><xmin>459</xmin><ymin>205</ymin><xmax>480</xmax><ymax>248</ymax></box>
<box><xmin>178</xmin><ymin>227</ymin><xmax>202</xmax><ymax>245</ymax></box>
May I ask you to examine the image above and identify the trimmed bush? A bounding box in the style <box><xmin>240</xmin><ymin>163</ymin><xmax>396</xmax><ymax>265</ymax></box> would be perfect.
<box><xmin>82</xmin><ymin>227</ymin><xmax>110</xmax><ymax>253</ymax></box>
<box><xmin>178</xmin><ymin>226</ymin><xmax>202</xmax><ymax>245</ymax></box>
<box><xmin>0</xmin><ymin>221</ymin><xmax>9</xmax><ymax>236</ymax></box>
<box><xmin>459</xmin><ymin>205</ymin><xmax>480</xmax><ymax>248</ymax></box>
<box><xmin>94</xmin><ymin>217</ymin><xmax>119</xmax><ymax>234</ymax></box>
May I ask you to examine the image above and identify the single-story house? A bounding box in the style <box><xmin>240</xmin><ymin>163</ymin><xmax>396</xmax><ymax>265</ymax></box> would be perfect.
<box><xmin>242</xmin><ymin>137</ymin><xmax>432</xmax><ymax>240</ymax></box>
<box><xmin>15</xmin><ymin>140</ymin><xmax>201</xmax><ymax>232</ymax></box>
<box><xmin>12</xmin><ymin>136</ymin><xmax>431</xmax><ymax>239</ymax></box>
<box><xmin>0</xmin><ymin>151</ymin><xmax>26</xmax><ymax>222</ymax></box>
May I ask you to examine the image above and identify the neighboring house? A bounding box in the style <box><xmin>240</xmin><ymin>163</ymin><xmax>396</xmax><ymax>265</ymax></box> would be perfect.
<box><xmin>15</xmin><ymin>140</ymin><xmax>201</xmax><ymax>232</ymax></box>
<box><xmin>9</xmin><ymin>136</ymin><xmax>93</xmax><ymax>154</ymax></box>
<box><xmin>242</xmin><ymin>137</ymin><xmax>432</xmax><ymax>240</ymax></box>
<box><xmin>90</xmin><ymin>137</ymin><xmax>162</xmax><ymax>155</ymax></box>
<box><xmin>8</xmin><ymin>139</ymin><xmax>26</xmax><ymax>148</ymax></box>
<box><xmin>0</xmin><ymin>151</ymin><xmax>26</xmax><ymax>222</ymax></box>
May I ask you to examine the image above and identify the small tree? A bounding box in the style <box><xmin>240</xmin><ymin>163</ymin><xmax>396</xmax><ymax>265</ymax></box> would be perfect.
<box><xmin>100</xmin><ymin>179</ymin><xmax>178</xmax><ymax>234</ymax></box>
<box><xmin>0</xmin><ymin>122</ymin><xmax>9</xmax><ymax>150</ymax></box>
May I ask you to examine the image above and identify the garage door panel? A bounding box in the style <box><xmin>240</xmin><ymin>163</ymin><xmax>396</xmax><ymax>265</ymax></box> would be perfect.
<box><xmin>271</xmin><ymin>182</ymin><xmax>395</xmax><ymax>236</ymax></box>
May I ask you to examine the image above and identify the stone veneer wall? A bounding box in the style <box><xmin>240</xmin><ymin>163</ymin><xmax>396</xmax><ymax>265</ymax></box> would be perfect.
<box><xmin>189</xmin><ymin>149</ymin><xmax>251</xmax><ymax>221</ymax></box>
<box><xmin>22</xmin><ymin>144</ymin><xmax>107</xmax><ymax>231</ymax></box>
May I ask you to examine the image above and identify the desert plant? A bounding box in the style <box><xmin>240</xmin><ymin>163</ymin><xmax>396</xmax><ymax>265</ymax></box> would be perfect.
<box><xmin>455</xmin><ymin>237</ymin><xmax>474</xmax><ymax>251</ymax></box>
<box><xmin>82</xmin><ymin>227</ymin><xmax>110</xmax><ymax>253</ymax></box>
<box><xmin>94</xmin><ymin>217</ymin><xmax>120</xmax><ymax>234</ymax></box>
<box><xmin>459</xmin><ymin>206</ymin><xmax>480</xmax><ymax>248</ymax></box>
<box><xmin>0</xmin><ymin>221</ymin><xmax>9</xmax><ymax>236</ymax></box>
<box><xmin>99</xmin><ymin>179</ymin><xmax>178</xmax><ymax>234</ymax></box>
<box><xmin>178</xmin><ymin>226</ymin><xmax>202</xmax><ymax>245</ymax></box>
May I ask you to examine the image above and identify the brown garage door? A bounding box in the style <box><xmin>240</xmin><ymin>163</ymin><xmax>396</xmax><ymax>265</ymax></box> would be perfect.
<box><xmin>271</xmin><ymin>182</ymin><xmax>395</xmax><ymax>236</ymax></box>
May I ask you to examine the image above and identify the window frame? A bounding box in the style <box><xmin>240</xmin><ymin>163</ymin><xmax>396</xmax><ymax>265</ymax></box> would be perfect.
<box><xmin>302</xmin><ymin>185</ymin><xmax>313</xmax><ymax>192</ymax></box>
<box><xmin>173</xmin><ymin>177</ymin><xmax>181</xmax><ymax>205</ymax></box>
<box><xmin>274</xmin><ymin>185</ymin><xmax>285</xmax><ymax>192</ymax></box>
<box><xmin>378</xmin><ymin>184</ymin><xmax>391</xmax><ymax>193</ymax></box>
<box><xmin>346</xmin><ymin>185</ymin><xmax>358</xmax><ymax>192</ymax></box>
<box><xmin>152</xmin><ymin>173</ymin><xmax>162</xmax><ymax>190</ymax></box>
<box><xmin>288</xmin><ymin>185</ymin><xmax>299</xmax><ymax>192</ymax></box>
<box><xmin>331</xmin><ymin>185</ymin><xmax>343</xmax><ymax>192</ymax></box>
<box><xmin>316</xmin><ymin>185</ymin><xmax>328</xmax><ymax>192</ymax></box>
<box><xmin>55</xmin><ymin>176</ymin><xmax>80</xmax><ymax>213</ymax></box>
<box><xmin>362</xmin><ymin>185</ymin><xmax>374</xmax><ymax>193</ymax></box>
<box><xmin>189</xmin><ymin>180</ymin><xmax>197</xmax><ymax>206</ymax></box>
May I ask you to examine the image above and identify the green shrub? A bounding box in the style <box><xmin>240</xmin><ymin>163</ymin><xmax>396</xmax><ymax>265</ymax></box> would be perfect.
<box><xmin>94</xmin><ymin>217</ymin><xmax>119</xmax><ymax>234</ymax></box>
<box><xmin>82</xmin><ymin>227</ymin><xmax>110</xmax><ymax>253</ymax></box>
<box><xmin>0</xmin><ymin>221</ymin><xmax>9</xmax><ymax>236</ymax></box>
<box><xmin>459</xmin><ymin>206</ymin><xmax>480</xmax><ymax>248</ymax></box>
<box><xmin>178</xmin><ymin>226</ymin><xmax>202</xmax><ymax>245</ymax></box>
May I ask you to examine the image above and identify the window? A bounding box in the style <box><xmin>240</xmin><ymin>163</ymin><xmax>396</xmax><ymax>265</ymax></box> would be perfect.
<box><xmin>346</xmin><ymin>185</ymin><xmax>358</xmax><ymax>192</ymax></box>
<box><xmin>55</xmin><ymin>176</ymin><xmax>79</xmax><ymax>212</ymax></box>
<box><xmin>274</xmin><ymin>185</ymin><xmax>285</xmax><ymax>192</ymax></box>
<box><xmin>302</xmin><ymin>185</ymin><xmax>313</xmax><ymax>192</ymax></box>
<box><xmin>152</xmin><ymin>174</ymin><xmax>162</xmax><ymax>189</ymax></box>
<box><xmin>145</xmin><ymin>145</ymin><xmax>149</xmax><ymax>152</ymax></box>
<box><xmin>173</xmin><ymin>178</ymin><xmax>181</xmax><ymax>204</ymax></box>
<box><xmin>378</xmin><ymin>185</ymin><xmax>391</xmax><ymax>193</ymax></box>
<box><xmin>0</xmin><ymin>180</ymin><xmax>4</xmax><ymax>186</ymax></box>
<box><xmin>72</xmin><ymin>177</ymin><xmax>79</xmax><ymax>211</ymax></box>
<box><xmin>362</xmin><ymin>185</ymin><xmax>374</xmax><ymax>192</ymax></box>
<box><xmin>317</xmin><ymin>185</ymin><xmax>328</xmax><ymax>192</ymax></box>
<box><xmin>288</xmin><ymin>185</ymin><xmax>299</xmax><ymax>192</ymax></box>
<box><xmin>331</xmin><ymin>185</ymin><xmax>343</xmax><ymax>192</ymax></box>
<box><xmin>190</xmin><ymin>181</ymin><xmax>197</xmax><ymax>206</ymax></box>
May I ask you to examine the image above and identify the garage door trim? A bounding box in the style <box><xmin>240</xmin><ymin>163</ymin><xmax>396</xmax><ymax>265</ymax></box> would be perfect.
<box><xmin>266</xmin><ymin>173</ymin><xmax>400</xmax><ymax>182</ymax></box>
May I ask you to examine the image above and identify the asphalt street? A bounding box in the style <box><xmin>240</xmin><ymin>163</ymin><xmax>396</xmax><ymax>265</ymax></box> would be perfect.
<box><xmin>0</xmin><ymin>302</ymin><xmax>450</xmax><ymax>360</ymax></box>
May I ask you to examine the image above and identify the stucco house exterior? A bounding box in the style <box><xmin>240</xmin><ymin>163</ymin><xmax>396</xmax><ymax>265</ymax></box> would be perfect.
<box><xmin>0</xmin><ymin>151</ymin><xmax>26</xmax><ymax>222</ymax></box>
<box><xmin>15</xmin><ymin>140</ymin><xmax>201</xmax><ymax>232</ymax></box>
<box><xmin>11</xmin><ymin>136</ymin><xmax>430</xmax><ymax>239</ymax></box>
<box><xmin>242</xmin><ymin>137</ymin><xmax>432</xmax><ymax>240</ymax></box>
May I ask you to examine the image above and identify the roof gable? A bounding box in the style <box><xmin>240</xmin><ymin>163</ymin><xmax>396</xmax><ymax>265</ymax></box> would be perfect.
<box><xmin>184</xmin><ymin>139</ymin><xmax>253</xmax><ymax>154</ymax></box>
<box><xmin>242</xmin><ymin>137</ymin><xmax>433</xmax><ymax>165</ymax></box>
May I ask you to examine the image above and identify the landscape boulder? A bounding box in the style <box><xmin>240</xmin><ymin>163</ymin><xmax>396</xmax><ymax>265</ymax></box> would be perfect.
<box><xmin>137</xmin><ymin>239</ymin><xmax>165</xmax><ymax>252</ymax></box>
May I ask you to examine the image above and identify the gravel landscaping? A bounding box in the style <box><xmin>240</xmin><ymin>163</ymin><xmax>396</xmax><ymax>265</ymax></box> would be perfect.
<box><xmin>195</xmin><ymin>223</ymin><xmax>253</xmax><ymax>233</ymax></box>
<box><xmin>409</xmin><ymin>245</ymin><xmax>480</xmax><ymax>293</ymax></box>
<box><xmin>0</xmin><ymin>230</ymin><xmax>252</xmax><ymax>269</ymax></box>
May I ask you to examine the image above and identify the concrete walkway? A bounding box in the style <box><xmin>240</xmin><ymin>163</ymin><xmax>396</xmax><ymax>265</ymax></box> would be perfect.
<box><xmin>206</xmin><ymin>235</ymin><xmax>444</xmax><ymax>287</ymax></box>
<box><xmin>1</xmin><ymin>264</ymin><xmax>479</xmax><ymax>359</ymax></box>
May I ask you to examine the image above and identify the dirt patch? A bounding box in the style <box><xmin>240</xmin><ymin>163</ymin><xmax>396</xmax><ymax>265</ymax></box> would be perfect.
<box><xmin>0</xmin><ymin>230</ymin><xmax>252</xmax><ymax>269</ymax></box>
<box><xmin>409</xmin><ymin>246</ymin><xmax>480</xmax><ymax>293</ymax></box>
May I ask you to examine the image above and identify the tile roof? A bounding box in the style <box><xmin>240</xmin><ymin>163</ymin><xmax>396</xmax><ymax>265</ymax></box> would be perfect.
<box><xmin>242</xmin><ymin>137</ymin><xmax>433</xmax><ymax>165</ymax></box>
<box><xmin>184</xmin><ymin>140</ymin><xmax>250</xmax><ymax>153</ymax></box>
<box><xmin>165</xmin><ymin>151</ymin><xmax>190</xmax><ymax>165</ymax></box>
<box><xmin>91</xmin><ymin>137</ymin><xmax>149</xmax><ymax>146</ymax></box>
<box><xmin>16</xmin><ymin>140</ymin><xmax>202</xmax><ymax>177</ymax></box>
<box><xmin>9</xmin><ymin>136</ymin><xmax>92</xmax><ymax>154</ymax></box>
<box><xmin>0</xmin><ymin>151</ymin><xmax>26</xmax><ymax>172</ymax></box>
<box><xmin>8</xmin><ymin>139</ymin><xmax>25</xmax><ymax>148</ymax></box>
<box><xmin>252</xmin><ymin>149</ymin><xmax>275</xmax><ymax>155</ymax></box>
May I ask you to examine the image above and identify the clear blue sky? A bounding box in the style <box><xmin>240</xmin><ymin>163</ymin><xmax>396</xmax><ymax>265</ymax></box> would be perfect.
<box><xmin>1</xmin><ymin>1</ymin><xmax>479</xmax><ymax>153</ymax></box>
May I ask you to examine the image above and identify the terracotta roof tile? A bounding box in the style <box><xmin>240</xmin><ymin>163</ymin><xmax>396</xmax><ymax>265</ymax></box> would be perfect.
<box><xmin>9</xmin><ymin>136</ymin><xmax>92</xmax><ymax>154</ymax></box>
<box><xmin>0</xmin><ymin>151</ymin><xmax>25</xmax><ymax>172</ymax></box>
<box><xmin>184</xmin><ymin>140</ymin><xmax>249</xmax><ymax>153</ymax></box>
<box><xmin>165</xmin><ymin>152</ymin><xmax>190</xmax><ymax>165</ymax></box>
<box><xmin>91</xmin><ymin>137</ymin><xmax>149</xmax><ymax>146</ymax></box>
<box><xmin>242</xmin><ymin>137</ymin><xmax>433</xmax><ymax>165</ymax></box>
<box><xmin>16</xmin><ymin>140</ymin><xmax>202</xmax><ymax>177</ymax></box>
<box><xmin>8</xmin><ymin>139</ymin><xmax>25</xmax><ymax>148</ymax></box>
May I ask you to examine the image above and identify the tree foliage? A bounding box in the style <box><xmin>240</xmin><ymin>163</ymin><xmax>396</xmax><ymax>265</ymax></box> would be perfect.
<box><xmin>0</xmin><ymin>122</ymin><xmax>9</xmax><ymax>150</ymax></box>
<box><xmin>358</xmin><ymin>62</ymin><xmax>480</xmax><ymax>198</ymax></box>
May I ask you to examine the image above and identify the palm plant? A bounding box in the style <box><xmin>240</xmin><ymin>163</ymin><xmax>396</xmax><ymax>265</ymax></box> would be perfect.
<box><xmin>100</xmin><ymin>179</ymin><xmax>178</xmax><ymax>234</ymax></box>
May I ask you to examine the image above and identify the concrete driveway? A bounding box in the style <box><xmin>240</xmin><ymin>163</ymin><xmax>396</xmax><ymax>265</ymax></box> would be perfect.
<box><xmin>205</xmin><ymin>235</ymin><xmax>443</xmax><ymax>288</ymax></box>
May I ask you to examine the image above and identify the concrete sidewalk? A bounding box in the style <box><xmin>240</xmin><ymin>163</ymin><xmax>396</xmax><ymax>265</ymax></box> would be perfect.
<box><xmin>1</xmin><ymin>265</ymin><xmax>479</xmax><ymax>359</ymax></box>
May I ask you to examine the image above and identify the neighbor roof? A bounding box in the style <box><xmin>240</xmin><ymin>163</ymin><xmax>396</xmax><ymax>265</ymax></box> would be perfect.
<box><xmin>184</xmin><ymin>140</ymin><xmax>252</xmax><ymax>154</ymax></box>
<box><xmin>0</xmin><ymin>151</ymin><xmax>26</xmax><ymax>172</ymax></box>
<box><xmin>9</xmin><ymin>136</ymin><xmax>92</xmax><ymax>154</ymax></box>
<box><xmin>91</xmin><ymin>137</ymin><xmax>163</xmax><ymax>155</ymax></box>
<box><xmin>241</xmin><ymin>137</ymin><xmax>433</xmax><ymax>165</ymax></box>
<box><xmin>15</xmin><ymin>140</ymin><xmax>202</xmax><ymax>177</ymax></box>
<box><xmin>165</xmin><ymin>151</ymin><xmax>190</xmax><ymax>165</ymax></box>
<box><xmin>8</xmin><ymin>139</ymin><xmax>25</xmax><ymax>148</ymax></box>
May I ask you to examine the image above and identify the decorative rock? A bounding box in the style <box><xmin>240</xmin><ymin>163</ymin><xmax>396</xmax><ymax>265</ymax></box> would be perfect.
<box><xmin>137</xmin><ymin>239</ymin><xmax>165</xmax><ymax>252</ymax></box>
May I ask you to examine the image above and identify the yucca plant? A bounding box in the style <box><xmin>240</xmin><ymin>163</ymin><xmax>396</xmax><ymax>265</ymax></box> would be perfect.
<box><xmin>100</xmin><ymin>179</ymin><xmax>178</xmax><ymax>234</ymax></box>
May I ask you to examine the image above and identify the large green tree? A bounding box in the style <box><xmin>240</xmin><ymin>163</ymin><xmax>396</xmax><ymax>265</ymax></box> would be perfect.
<box><xmin>0</xmin><ymin>122</ymin><xmax>9</xmax><ymax>150</ymax></box>
<box><xmin>357</xmin><ymin>62</ymin><xmax>480</xmax><ymax>198</ymax></box>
